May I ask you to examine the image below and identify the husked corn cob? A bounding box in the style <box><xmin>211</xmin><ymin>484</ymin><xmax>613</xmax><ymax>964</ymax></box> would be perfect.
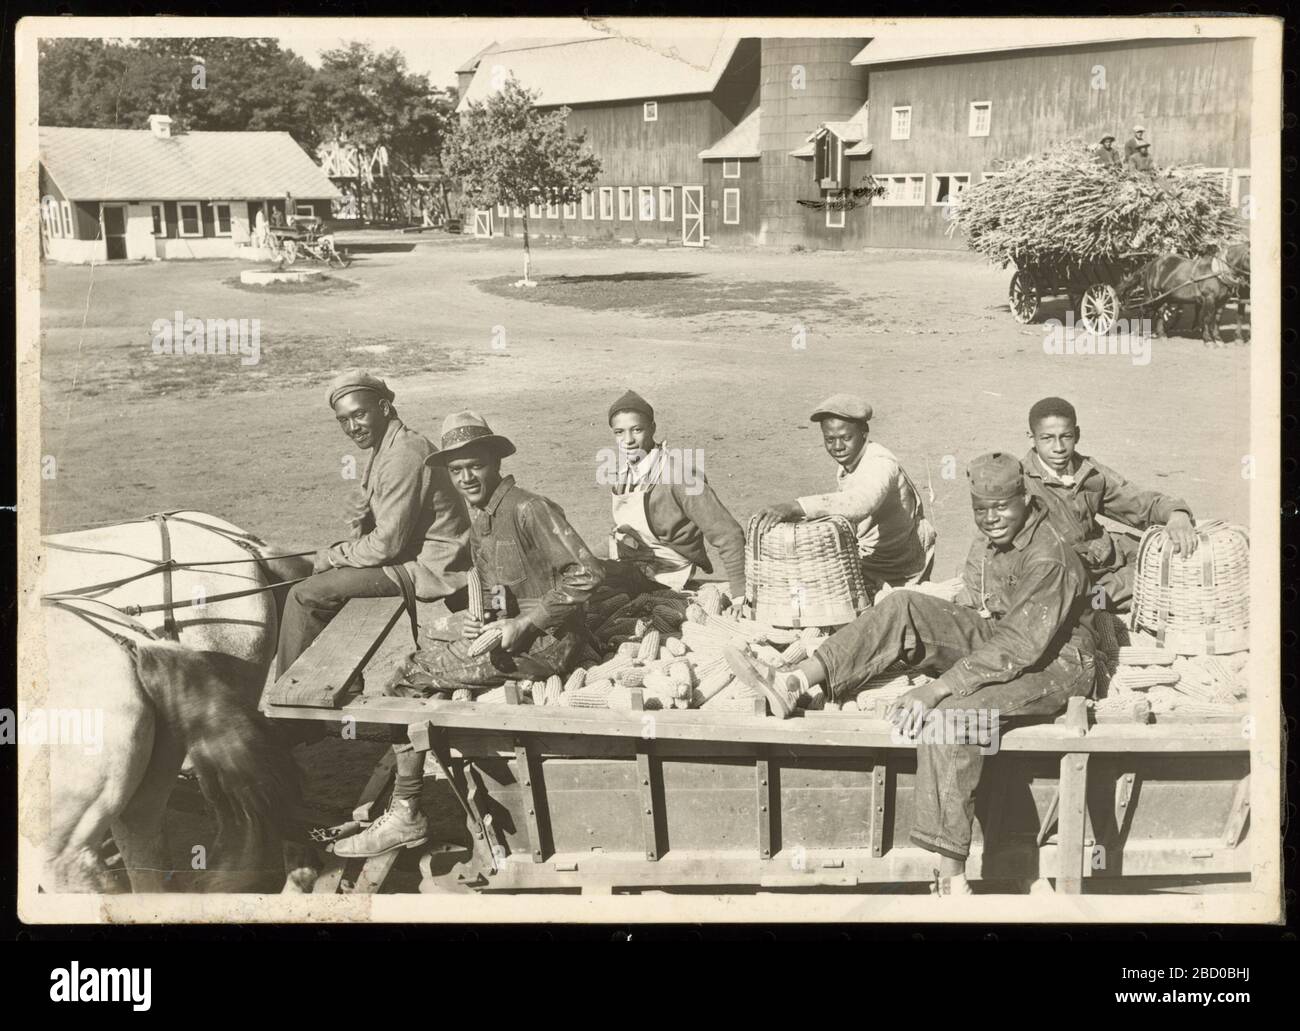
<box><xmin>650</xmin><ymin>613</ymin><xmax>680</xmax><ymax>635</ymax></box>
<box><xmin>681</xmin><ymin>622</ymin><xmax>732</xmax><ymax>651</ymax></box>
<box><xmin>597</xmin><ymin>617</ymin><xmax>639</xmax><ymax>641</ymax></box>
<box><xmin>649</xmin><ymin>592</ymin><xmax>690</xmax><ymax>614</ymax></box>
<box><xmin>1092</xmin><ymin>612</ymin><xmax>1121</xmax><ymax>660</ymax></box>
<box><xmin>1109</xmin><ymin>667</ymin><xmax>1181</xmax><ymax>691</ymax></box>
<box><xmin>841</xmin><ymin>698</ymin><xmax>860</xmax><ymax>713</ymax></box>
<box><xmin>467</xmin><ymin>568</ymin><xmax>485</xmax><ymax>621</ymax></box>
<box><xmin>541</xmin><ymin>676</ymin><xmax>564</xmax><ymax>706</ymax></box>
<box><xmin>478</xmin><ymin>686</ymin><xmax>506</xmax><ymax>704</ymax></box>
<box><xmin>586</xmin><ymin>653</ymin><xmax>634</xmax><ymax>682</ymax></box>
<box><xmin>667</xmin><ymin>660</ymin><xmax>695</xmax><ymax>688</ymax></box>
<box><xmin>696</xmin><ymin>584</ymin><xmax>725</xmax><ymax>616</ymax></box>
<box><xmin>616</xmin><ymin>641</ymin><xmax>640</xmax><ymax>658</ymax></box>
<box><xmin>691</xmin><ymin>654</ymin><xmax>729</xmax><ymax>681</ymax></box>
<box><xmin>780</xmin><ymin>639</ymin><xmax>810</xmax><ymax>664</ymax></box>
<box><xmin>616</xmin><ymin>666</ymin><xmax>648</xmax><ymax>688</ymax></box>
<box><xmin>824</xmin><ymin>700</ymin><xmax>841</xmax><ymax>712</ymax></box>
<box><xmin>452</xmin><ymin>688</ymin><xmax>473</xmax><ymax>702</ymax></box>
<box><xmin>586</xmin><ymin>592</ymin><xmax>631</xmax><ymax>627</ymax></box>
<box><xmin>637</xmin><ymin>630</ymin><xmax>662</xmax><ymax>662</ymax></box>
<box><xmin>1116</xmin><ymin>646</ymin><xmax>1176</xmax><ymax>667</ymax></box>
<box><xmin>663</xmin><ymin>636</ymin><xmax>688</xmax><ymax>658</ymax></box>
<box><xmin>751</xmin><ymin>643</ymin><xmax>785</xmax><ymax>666</ymax></box>
<box><xmin>758</xmin><ymin>626</ymin><xmax>800</xmax><ymax>646</ymax></box>
<box><xmin>563</xmin><ymin>667</ymin><xmax>587</xmax><ymax>693</ymax></box>
<box><xmin>560</xmin><ymin>677</ymin><xmax>616</xmax><ymax>708</ymax></box>
<box><xmin>695</xmin><ymin>669</ymin><xmax>734</xmax><ymax>704</ymax></box>
<box><xmin>634</xmin><ymin>618</ymin><xmax>651</xmax><ymax>637</ymax></box>
<box><xmin>468</xmin><ymin>623</ymin><xmax>505</xmax><ymax>656</ymax></box>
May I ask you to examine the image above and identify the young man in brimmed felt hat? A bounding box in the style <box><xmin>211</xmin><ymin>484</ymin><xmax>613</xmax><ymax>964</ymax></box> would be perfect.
<box><xmin>602</xmin><ymin>389</ymin><xmax>747</xmax><ymax>598</ymax></box>
<box><xmin>1093</xmin><ymin>133</ymin><xmax>1122</xmax><ymax>167</ymax></box>
<box><xmin>1022</xmin><ymin>396</ymin><xmax>1196</xmax><ymax>612</ymax></box>
<box><xmin>275</xmin><ymin>370</ymin><xmax>471</xmax><ymax>678</ymax></box>
<box><xmin>334</xmin><ymin>411</ymin><xmax>605</xmax><ymax>859</ymax></box>
<box><xmin>727</xmin><ymin>453</ymin><xmax>1097</xmax><ymax>896</ymax></box>
<box><xmin>1125</xmin><ymin>140</ymin><xmax>1155</xmax><ymax>173</ymax></box>
<box><xmin>753</xmin><ymin>393</ymin><xmax>937</xmax><ymax>594</ymax></box>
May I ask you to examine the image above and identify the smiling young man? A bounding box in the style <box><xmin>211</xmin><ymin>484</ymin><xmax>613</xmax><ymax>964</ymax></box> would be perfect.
<box><xmin>603</xmin><ymin>389</ymin><xmax>746</xmax><ymax>598</ymax></box>
<box><xmin>275</xmin><ymin>370</ymin><xmax>470</xmax><ymax>678</ymax></box>
<box><xmin>728</xmin><ymin>453</ymin><xmax>1097</xmax><ymax>895</ymax></box>
<box><xmin>753</xmin><ymin>393</ymin><xmax>936</xmax><ymax>592</ymax></box>
<box><xmin>1022</xmin><ymin>396</ymin><xmax>1196</xmax><ymax>612</ymax></box>
<box><xmin>334</xmin><ymin>411</ymin><xmax>605</xmax><ymax>859</ymax></box>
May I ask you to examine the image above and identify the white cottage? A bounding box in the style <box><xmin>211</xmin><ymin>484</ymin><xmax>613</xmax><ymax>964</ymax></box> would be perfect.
<box><xmin>38</xmin><ymin>115</ymin><xmax>341</xmax><ymax>263</ymax></box>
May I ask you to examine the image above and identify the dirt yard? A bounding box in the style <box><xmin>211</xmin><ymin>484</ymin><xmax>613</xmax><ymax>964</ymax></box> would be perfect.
<box><xmin>37</xmin><ymin>234</ymin><xmax>1255</xmax><ymax>887</ymax></box>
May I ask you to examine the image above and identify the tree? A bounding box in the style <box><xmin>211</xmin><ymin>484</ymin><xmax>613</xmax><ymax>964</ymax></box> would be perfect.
<box><xmin>443</xmin><ymin>77</ymin><xmax>601</xmax><ymax>284</ymax></box>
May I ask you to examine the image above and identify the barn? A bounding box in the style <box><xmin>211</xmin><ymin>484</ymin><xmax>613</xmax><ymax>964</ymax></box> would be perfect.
<box><xmin>38</xmin><ymin>115</ymin><xmax>340</xmax><ymax>263</ymax></box>
<box><xmin>454</xmin><ymin>29</ymin><xmax>1252</xmax><ymax>251</ymax></box>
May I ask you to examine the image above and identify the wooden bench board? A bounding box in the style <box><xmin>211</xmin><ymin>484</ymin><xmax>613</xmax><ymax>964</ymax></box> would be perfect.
<box><xmin>265</xmin><ymin>596</ymin><xmax>405</xmax><ymax>709</ymax></box>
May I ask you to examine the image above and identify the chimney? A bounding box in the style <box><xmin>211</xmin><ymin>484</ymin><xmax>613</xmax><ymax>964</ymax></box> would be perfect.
<box><xmin>148</xmin><ymin>114</ymin><xmax>173</xmax><ymax>139</ymax></box>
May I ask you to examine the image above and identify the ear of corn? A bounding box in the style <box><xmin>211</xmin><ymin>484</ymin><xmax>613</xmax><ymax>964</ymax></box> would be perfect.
<box><xmin>616</xmin><ymin>641</ymin><xmax>640</xmax><ymax>657</ymax></box>
<box><xmin>697</xmin><ymin>584</ymin><xmax>724</xmax><ymax>616</ymax></box>
<box><xmin>637</xmin><ymin>630</ymin><xmax>662</xmax><ymax>662</ymax></box>
<box><xmin>585</xmin><ymin>653</ymin><xmax>633</xmax><ymax>682</ymax></box>
<box><xmin>616</xmin><ymin>666</ymin><xmax>647</xmax><ymax>688</ymax></box>
<box><xmin>696</xmin><ymin>670</ymin><xmax>734</xmax><ymax>704</ymax></box>
<box><xmin>780</xmin><ymin>640</ymin><xmax>809</xmax><ymax>665</ymax></box>
<box><xmin>563</xmin><ymin>667</ymin><xmax>587</xmax><ymax>693</ymax></box>
<box><xmin>467</xmin><ymin>568</ymin><xmax>485</xmax><ymax>622</ymax></box>
<box><xmin>1109</xmin><ymin>667</ymin><xmax>1181</xmax><ymax>691</ymax></box>
<box><xmin>664</xmin><ymin>637</ymin><xmax>688</xmax><ymax>657</ymax></box>
<box><xmin>587</xmin><ymin>593</ymin><xmax>631</xmax><ymax>627</ymax></box>
<box><xmin>1116</xmin><ymin>647</ymin><xmax>1176</xmax><ymax>667</ymax></box>
<box><xmin>478</xmin><ymin>686</ymin><xmax>506</xmax><ymax>704</ymax></box>
<box><xmin>541</xmin><ymin>676</ymin><xmax>564</xmax><ymax>706</ymax></box>
<box><xmin>468</xmin><ymin>623</ymin><xmax>505</xmax><ymax>656</ymax></box>
<box><xmin>667</xmin><ymin>660</ymin><xmax>695</xmax><ymax>689</ymax></box>
<box><xmin>452</xmin><ymin>688</ymin><xmax>473</xmax><ymax>702</ymax></box>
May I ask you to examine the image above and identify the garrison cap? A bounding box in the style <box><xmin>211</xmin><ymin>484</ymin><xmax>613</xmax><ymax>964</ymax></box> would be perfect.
<box><xmin>810</xmin><ymin>393</ymin><xmax>872</xmax><ymax>424</ymax></box>
<box><xmin>429</xmin><ymin>411</ymin><xmax>517</xmax><ymax>464</ymax></box>
<box><xmin>967</xmin><ymin>452</ymin><xmax>1024</xmax><ymax>501</ymax></box>
<box><xmin>608</xmin><ymin>389</ymin><xmax>655</xmax><ymax>425</ymax></box>
<box><xmin>327</xmin><ymin>369</ymin><xmax>394</xmax><ymax>409</ymax></box>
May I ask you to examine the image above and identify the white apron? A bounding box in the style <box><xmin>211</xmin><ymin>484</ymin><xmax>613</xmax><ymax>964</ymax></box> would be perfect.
<box><xmin>609</xmin><ymin>445</ymin><xmax>694</xmax><ymax>590</ymax></box>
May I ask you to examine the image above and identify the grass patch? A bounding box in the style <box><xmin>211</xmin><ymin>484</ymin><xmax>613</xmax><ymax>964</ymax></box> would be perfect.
<box><xmin>223</xmin><ymin>274</ymin><xmax>360</xmax><ymax>295</ymax></box>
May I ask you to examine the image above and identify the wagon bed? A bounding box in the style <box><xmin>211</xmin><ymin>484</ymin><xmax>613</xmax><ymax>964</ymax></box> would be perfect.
<box><xmin>261</xmin><ymin>598</ymin><xmax>1252</xmax><ymax>896</ymax></box>
<box><xmin>1007</xmin><ymin>252</ymin><xmax>1157</xmax><ymax>334</ymax></box>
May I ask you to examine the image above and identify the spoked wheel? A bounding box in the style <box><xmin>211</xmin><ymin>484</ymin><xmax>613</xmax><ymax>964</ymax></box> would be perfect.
<box><xmin>1009</xmin><ymin>270</ymin><xmax>1040</xmax><ymax>324</ymax></box>
<box><xmin>1079</xmin><ymin>283</ymin><xmax>1120</xmax><ymax>335</ymax></box>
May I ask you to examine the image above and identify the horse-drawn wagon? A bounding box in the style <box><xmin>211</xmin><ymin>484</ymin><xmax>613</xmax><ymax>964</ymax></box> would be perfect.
<box><xmin>261</xmin><ymin>596</ymin><xmax>1253</xmax><ymax>897</ymax></box>
<box><xmin>1007</xmin><ymin>252</ymin><xmax>1152</xmax><ymax>335</ymax></box>
<box><xmin>266</xmin><ymin>216</ymin><xmax>353</xmax><ymax>268</ymax></box>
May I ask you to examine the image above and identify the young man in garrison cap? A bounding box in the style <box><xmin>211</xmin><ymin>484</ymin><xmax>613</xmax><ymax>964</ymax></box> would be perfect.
<box><xmin>276</xmin><ymin>370</ymin><xmax>471</xmax><ymax>677</ymax></box>
<box><xmin>753</xmin><ymin>393</ymin><xmax>937</xmax><ymax>593</ymax></box>
<box><xmin>335</xmin><ymin>411</ymin><xmax>605</xmax><ymax>859</ymax></box>
<box><xmin>728</xmin><ymin>453</ymin><xmax>1097</xmax><ymax>895</ymax></box>
<box><xmin>1023</xmin><ymin>396</ymin><xmax>1196</xmax><ymax>612</ymax></box>
<box><xmin>603</xmin><ymin>389</ymin><xmax>747</xmax><ymax>598</ymax></box>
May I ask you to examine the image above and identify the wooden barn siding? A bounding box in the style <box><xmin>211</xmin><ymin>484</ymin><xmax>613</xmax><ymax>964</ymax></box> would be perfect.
<box><xmin>703</xmin><ymin>159</ymin><xmax>761</xmax><ymax>245</ymax></box>
<box><xmin>860</xmin><ymin>37</ymin><xmax>1253</xmax><ymax>250</ymax></box>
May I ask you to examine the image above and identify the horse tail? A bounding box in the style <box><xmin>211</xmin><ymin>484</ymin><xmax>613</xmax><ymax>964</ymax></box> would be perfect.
<box><xmin>132</xmin><ymin>641</ymin><xmax>301</xmax><ymax>891</ymax></box>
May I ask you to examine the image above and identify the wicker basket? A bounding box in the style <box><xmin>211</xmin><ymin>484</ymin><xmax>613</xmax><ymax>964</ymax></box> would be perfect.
<box><xmin>745</xmin><ymin>515</ymin><xmax>870</xmax><ymax>628</ymax></box>
<box><xmin>1129</xmin><ymin>520</ymin><xmax>1249</xmax><ymax>655</ymax></box>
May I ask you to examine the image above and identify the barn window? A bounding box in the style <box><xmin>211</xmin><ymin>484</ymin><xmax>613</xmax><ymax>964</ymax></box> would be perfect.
<box><xmin>496</xmin><ymin>203</ymin><xmax>508</xmax><ymax>218</ymax></box>
<box><xmin>529</xmin><ymin>200</ymin><xmax>543</xmax><ymax>219</ymax></box>
<box><xmin>599</xmin><ymin>188</ymin><xmax>614</xmax><ymax>220</ymax></box>
<box><xmin>644</xmin><ymin>101</ymin><xmax>658</xmax><ymax>122</ymax></box>
<box><xmin>931</xmin><ymin>173</ymin><xmax>971</xmax><ymax>206</ymax></box>
<box><xmin>179</xmin><ymin>203</ymin><xmax>203</xmax><ymax>237</ymax></box>
<box><xmin>638</xmin><ymin>187</ymin><xmax>655</xmax><ymax>221</ymax></box>
<box><xmin>61</xmin><ymin>201</ymin><xmax>74</xmax><ymax>238</ymax></box>
<box><xmin>968</xmin><ymin>101</ymin><xmax>992</xmax><ymax>137</ymax></box>
<box><xmin>872</xmin><ymin>173</ymin><xmax>926</xmax><ymax>207</ymax></box>
<box><xmin>891</xmin><ymin>107</ymin><xmax>911</xmax><ymax>141</ymax></box>
<box><xmin>1231</xmin><ymin>169</ymin><xmax>1251</xmax><ymax>210</ymax></box>
<box><xmin>42</xmin><ymin>196</ymin><xmax>62</xmax><ymax>238</ymax></box>
<box><xmin>581</xmin><ymin>190</ymin><xmax>595</xmax><ymax>220</ymax></box>
<box><xmin>826</xmin><ymin>205</ymin><xmax>845</xmax><ymax>229</ymax></box>
<box><xmin>723</xmin><ymin>188</ymin><xmax>740</xmax><ymax>225</ymax></box>
<box><xmin>563</xmin><ymin>200</ymin><xmax>577</xmax><ymax>220</ymax></box>
<box><xmin>618</xmin><ymin>187</ymin><xmax>634</xmax><ymax>221</ymax></box>
<box><xmin>512</xmin><ymin>204</ymin><xmax>525</xmax><ymax>218</ymax></box>
<box><xmin>815</xmin><ymin>133</ymin><xmax>845</xmax><ymax>186</ymax></box>
<box><xmin>659</xmin><ymin>187</ymin><xmax>674</xmax><ymax>222</ymax></box>
<box><xmin>545</xmin><ymin>199</ymin><xmax>558</xmax><ymax>219</ymax></box>
<box><xmin>150</xmin><ymin>204</ymin><xmax>164</xmax><ymax>235</ymax></box>
<box><xmin>722</xmin><ymin>159</ymin><xmax>740</xmax><ymax>179</ymax></box>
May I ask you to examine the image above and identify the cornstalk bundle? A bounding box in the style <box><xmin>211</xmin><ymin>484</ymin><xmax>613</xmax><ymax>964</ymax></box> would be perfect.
<box><xmin>952</xmin><ymin>141</ymin><xmax>1245</xmax><ymax>269</ymax></box>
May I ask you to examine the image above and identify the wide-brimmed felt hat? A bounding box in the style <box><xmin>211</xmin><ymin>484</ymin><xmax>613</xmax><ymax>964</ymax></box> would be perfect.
<box><xmin>430</xmin><ymin>410</ymin><xmax>516</xmax><ymax>464</ymax></box>
<box><xmin>1099</xmin><ymin>133</ymin><xmax>1116</xmax><ymax>143</ymax></box>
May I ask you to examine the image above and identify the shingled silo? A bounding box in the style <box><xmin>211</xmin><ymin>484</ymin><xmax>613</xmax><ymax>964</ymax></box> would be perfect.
<box><xmin>757</xmin><ymin>38</ymin><xmax>868</xmax><ymax>247</ymax></box>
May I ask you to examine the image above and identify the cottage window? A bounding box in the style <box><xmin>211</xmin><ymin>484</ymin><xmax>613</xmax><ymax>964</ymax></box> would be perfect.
<box><xmin>178</xmin><ymin>203</ymin><xmax>203</xmax><ymax>237</ymax></box>
<box><xmin>826</xmin><ymin>205</ymin><xmax>845</xmax><ymax>229</ymax></box>
<box><xmin>644</xmin><ymin>101</ymin><xmax>658</xmax><ymax>122</ymax></box>
<box><xmin>150</xmin><ymin>204</ymin><xmax>164</xmax><ymax>236</ymax></box>
<box><xmin>638</xmin><ymin>187</ymin><xmax>655</xmax><ymax>221</ymax></box>
<box><xmin>968</xmin><ymin>101</ymin><xmax>992</xmax><ymax>138</ymax></box>
<box><xmin>529</xmin><ymin>201</ymin><xmax>543</xmax><ymax>219</ymax></box>
<box><xmin>546</xmin><ymin>199</ymin><xmax>559</xmax><ymax>219</ymax></box>
<box><xmin>42</xmin><ymin>196</ymin><xmax>62</xmax><ymax>239</ymax></box>
<box><xmin>723</xmin><ymin>188</ymin><xmax>740</xmax><ymax>225</ymax></box>
<box><xmin>722</xmin><ymin>159</ymin><xmax>740</xmax><ymax>180</ymax></box>
<box><xmin>659</xmin><ymin>187</ymin><xmax>674</xmax><ymax>222</ymax></box>
<box><xmin>496</xmin><ymin>203</ymin><xmax>508</xmax><ymax>218</ymax></box>
<box><xmin>872</xmin><ymin>174</ymin><xmax>926</xmax><ymax>207</ymax></box>
<box><xmin>563</xmin><ymin>200</ymin><xmax>577</xmax><ymax>220</ymax></box>
<box><xmin>931</xmin><ymin>173</ymin><xmax>971</xmax><ymax>206</ymax></box>
<box><xmin>618</xmin><ymin>187</ymin><xmax>634</xmax><ymax>221</ymax></box>
<box><xmin>581</xmin><ymin>190</ymin><xmax>595</xmax><ymax>220</ymax></box>
<box><xmin>61</xmin><ymin>201</ymin><xmax>74</xmax><ymax>238</ymax></box>
<box><xmin>213</xmin><ymin>203</ymin><xmax>233</xmax><ymax>236</ymax></box>
<box><xmin>599</xmin><ymin>188</ymin><xmax>614</xmax><ymax>220</ymax></box>
<box><xmin>891</xmin><ymin>106</ymin><xmax>911</xmax><ymax>141</ymax></box>
<box><xmin>295</xmin><ymin>204</ymin><xmax>314</xmax><ymax>218</ymax></box>
<box><xmin>512</xmin><ymin>204</ymin><xmax>525</xmax><ymax>218</ymax></box>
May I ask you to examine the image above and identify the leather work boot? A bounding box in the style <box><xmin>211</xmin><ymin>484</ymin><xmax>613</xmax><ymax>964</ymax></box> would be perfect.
<box><xmin>724</xmin><ymin>645</ymin><xmax>800</xmax><ymax>718</ymax></box>
<box><xmin>333</xmin><ymin>797</ymin><xmax>429</xmax><ymax>859</ymax></box>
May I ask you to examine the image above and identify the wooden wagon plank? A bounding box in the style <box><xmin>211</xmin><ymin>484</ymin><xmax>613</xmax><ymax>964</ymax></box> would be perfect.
<box><xmin>265</xmin><ymin>596</ymin><xmax>405</xmax><ymax>709</ymax></box>
<box><xmin>1056</xmin><ymin>753</ymin><xmax>1089</xmax><ymax>894</ymax></box>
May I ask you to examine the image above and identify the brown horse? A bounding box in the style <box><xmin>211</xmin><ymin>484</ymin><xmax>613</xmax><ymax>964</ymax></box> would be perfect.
<box><xmin>1119</xmin><ymin>245</ymin><xmax>1246</xmax><ymax>344</ymax></box>
<box><xmin>1220</xmin><ymin>242</ymin><xmax>1251</xmax><ymax>340</ymax></box>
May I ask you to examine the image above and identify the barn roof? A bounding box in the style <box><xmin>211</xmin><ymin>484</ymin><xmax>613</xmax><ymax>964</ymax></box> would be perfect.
<box><xmin>39</xmin><ymin>125</ymin><xmax>341</xmax><ymax>202</ymax></box>
<box><xmin>850</xmin><ymin>24</ymin><xmax>1179</xmax><ymax>65</ymax></box>
<box><xmin>698</xmin><ymin>106</ymin><xmax>761</xmax><ymax>160</ymax></box>
<box><xmin>457</xmin><ymin>34</ymin><xmax>742</xmax><ymax>110</ymax></box>
<box><xmin>789</xmin><ymin>102</ymin><xmax>871</xmax><ymax>157</ymax></box>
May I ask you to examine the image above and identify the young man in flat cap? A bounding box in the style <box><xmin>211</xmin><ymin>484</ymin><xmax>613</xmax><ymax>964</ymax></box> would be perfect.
<box><xmin>1124</xmin><ymin>124</ymin><xmax>1149</xmax><ymax>160</ymax></box>
<box><xmin>729</xmin><ymin>453</ymin><xmax>1097</xmax><ymax>895</ymax></box>
<box><xmin>1023</xmin><ymin>396</ymin><xmax>1196</xmax><ymax>612</ymax></box>
<box><xmin>753</xmin><ymin>393</ymin><xmax>936</xmax><ymax>593</ymax></box>
<box><xmin>276</xmin><ymin>370</ymin><xmax>471</xmax><ymax>677</ymax></box>
<box><xmin>603</xmin><ymin>389</ymin><xmax>747</xmax><ymax>598</ymax></box>
<box><xmin>335</xmin><ymin>411</ymin><xmax>605</xmax><ymax>859</ymax></box>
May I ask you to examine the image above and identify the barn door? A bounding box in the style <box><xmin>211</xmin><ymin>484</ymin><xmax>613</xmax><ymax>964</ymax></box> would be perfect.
<box><xmin>473</xmin><ymin>208</ymin><xmax>493</xmax><ymax>238</ymax></box>
<box><xmin>682</xmin><ymin>187</ymin><xmax>704</xmax><ymax>247</ymax></box>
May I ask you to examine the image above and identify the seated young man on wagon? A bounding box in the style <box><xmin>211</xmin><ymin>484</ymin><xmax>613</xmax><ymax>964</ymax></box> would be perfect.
<box><xmin>727</xmin><ymin>453</ymin><xmax>1098</xmax><ymax>896</ymax></box>
<box><xmin>752</xmin><ymin>393</ymin><xmax>937</xmax><ymax>594</ymax></box>
<box><xmin>1022</xmin><ymin>396</ymin><xmax>1197</xmax><ymax>612</ymax></box>
<box><xmin>276</xmin><ymin>370</ymin><xmax>471</xmax><ymax>677</ymax></box>
<box><xmin>602</xmin><ymin>389</ymin><xmax>747</xmax><ymax>600</ymax></box>
<box><xmin>335</xmin><ymin>412</ymin><xmax>606</xmax><ymax>859</ymax></box>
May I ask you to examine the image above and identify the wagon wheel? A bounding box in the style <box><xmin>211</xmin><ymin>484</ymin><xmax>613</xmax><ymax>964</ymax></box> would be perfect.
<box><xmin>1009</xmin><ymin>270</ymin><xmax>1040</xmax><ymax>323</ymax></box>
<box><xmin>1079</xmin><ymin>283</ymin><xmax>1120</xmax><ymax>335</ymax></box>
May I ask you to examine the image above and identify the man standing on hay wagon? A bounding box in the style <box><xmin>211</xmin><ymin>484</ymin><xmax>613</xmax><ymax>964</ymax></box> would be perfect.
<box><xmin>276</xmin><ymin>370</ymin><xmax>471</xmax><ymax>679</ymax></box>
<box><xmin>753</xmin><ymin>394</ymin><xmax>937</xmax><ymax>594</ymax></box>
<box><xmin>334</xmin><ymin>412</ymin><xmax>606</xmax><ymax>859</ymax></box>
<box><xmin>727</xmin><ymin>453</ymin><xmax>1098</xmax><ymax>896</ymax></box>
<box><xmin>1022</xmin><ymin>396</ymin><xmax>1197</xmax><ymax>613</ymax></box>
<box><xmin>601</xmin><ymin>389</ymin><xmax>747</xmax><ymax>600</ymax></box>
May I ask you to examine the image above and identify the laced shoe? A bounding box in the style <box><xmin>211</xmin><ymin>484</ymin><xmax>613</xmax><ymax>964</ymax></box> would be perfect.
<box><xmin>333</xmin><ymin>797</ymin><xmax>429</xmax><ymax>859</ymax></box>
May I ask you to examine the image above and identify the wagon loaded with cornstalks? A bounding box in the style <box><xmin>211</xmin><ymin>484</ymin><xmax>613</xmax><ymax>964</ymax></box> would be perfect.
<box><xmin>952</xmin><ymin>142</ymin><xmax>1246</xmax><ymax>334</ymax></box>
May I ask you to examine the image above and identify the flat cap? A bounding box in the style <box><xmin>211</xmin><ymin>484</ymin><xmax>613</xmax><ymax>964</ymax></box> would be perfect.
<box><xmin>1133</xmin><ymin>124</ymin><xmax>1146</xmax><ymax>132</ymax></box>
<box><xmin>327</xmin><ymin>369</ymin><xmax>394</xmax><ymax>409</ymax></box>
<box><xmin>608</xmin><ymin>389</ymin><xmax>655</xmax><ymax>425</ymax></box>
<box><xmin>967</xmin><ymin>452</ymin><xmax>1024</xmax><ymax>500</ymax></box>
<box><xmin>810</xmin><ymin>393</ymin><xmax>872</xmax><ymax>424</ymax></box>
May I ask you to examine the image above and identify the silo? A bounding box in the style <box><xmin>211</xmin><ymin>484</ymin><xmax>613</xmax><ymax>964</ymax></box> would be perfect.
<box><xmin>758</xmin><ymin>38</ymin><xmax>869</xmax><ymax>247</ymax></box>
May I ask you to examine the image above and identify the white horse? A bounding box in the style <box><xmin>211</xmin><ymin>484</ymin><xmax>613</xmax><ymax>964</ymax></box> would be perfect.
<box><xmin>27</xmin><ymin>512</ymin><xmax>316</xmax><ymax>893</ymax></box>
